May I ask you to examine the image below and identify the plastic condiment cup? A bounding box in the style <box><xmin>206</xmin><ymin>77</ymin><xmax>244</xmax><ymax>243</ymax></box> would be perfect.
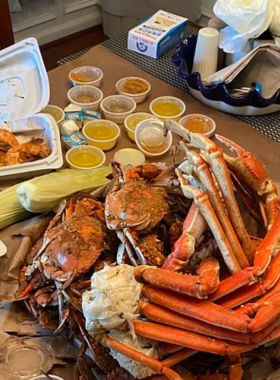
<box><xmin>149</xmin><ymin>96</ymin><xmax>186</xmax><ymax>122</ymax></box>
<box><xmin>1</xmin><ymin>338</ymin><xmax>54</xmax><ymax>380</ymax></box>
<box><xmin>115</xmin><ymin>77</ymin><xmax>151</xmax><ymax>104</ymax></box>
<box><xmin>67</xmin><ymin>85</ymin><xmax>103</xmax><ymax>110</ymax></box>
<box><xmin>100</xmin><ymin>95</ymin><xmax>136</xmax><ymax>124</ymax></box>
<box><xmin>179</xmin><ymin>113</ymin><xmax>216</xmax><ymax>137</ymax></box>
<box><xmin>41</xmin><ymin>104</ymin><xmax>65</xmax><ymax>124</ymax></box>
<box><xmin>114</xmin><ymin>148</ymin><xmax>145</xmax><ymax>167</ymax></box>
<box><xmin>135</xmin><ymin>119</ymin><xmax>173</xmax><ymax>157</ymax></box>
<box><xmin>82</xmin><ymin>120</ymin><xmax>121</xmax><ymax>150</ymax></box>
<box><xmin>65</xmin><ymin>145</ymin><xmax>106</xmax><ymax>170</ymax></box>
<box><xmin>124</xmin><ymin>112</ymin><xmax>158</xmax><ymax>142</ymax></box>
<box><xmin>69</xmin><ymin>65</ymin><xmax>103</xmax><ymax>87</ymax></box>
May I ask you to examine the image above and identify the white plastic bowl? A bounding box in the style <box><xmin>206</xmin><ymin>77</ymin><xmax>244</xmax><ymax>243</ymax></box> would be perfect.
<box><xmin>69</xmin><ymin>65</ymin><xmax>103</xmax><ymax>87</ymax></box>
<box><xmin>65</xmin><ymin>145</ymin><xmax>106</xmax><ymax>170</ymax></box>
<box><xmin>115</xmin><ymin>77</ymin><xmax>151</xmax><ymax>104</ymax></box>
<box><xmin>149</xmin><ymin>96</ymin><xmax>186</xmax><ymax>121</ymax></box>
<box><xmin>135</xmin><ymin>119</ymin><xmax>173</xmax><ymax>157</ymax></box>
<box><xmin>67</xmin><ymin>85</ymin><xmax>103</xmax><ymax>110</ymax></box>
<box><xmin>179</xmin><ymin>113</ymin><xmax>216</xmax><ymax>137</ymax></box>
<box><xmin>41</xmin><ymin>104</ymin><xmax>65</xmax><ymax>124</ymax></box>
<box><xmin>100</xmin><ymin>95</ymin><xmax>136</xmax><ymax>124</ymax></box>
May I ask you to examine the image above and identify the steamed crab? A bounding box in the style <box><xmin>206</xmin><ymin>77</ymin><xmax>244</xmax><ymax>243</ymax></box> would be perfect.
<box><xmin>17</xmin><ymin>193</ymin><xmax>115</xmax><ymax>331</ymax></box>
<box><xmin>104</xmin><ymin>162</ymin><xmax>186</xmax><ymax>267</ymax></box>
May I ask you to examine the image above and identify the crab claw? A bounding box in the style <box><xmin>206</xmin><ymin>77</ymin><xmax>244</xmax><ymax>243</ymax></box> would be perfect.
<box><xmin>215</xmin><ymin>134</ymin><xmax>279</xmax><ymax>230</ymax></box>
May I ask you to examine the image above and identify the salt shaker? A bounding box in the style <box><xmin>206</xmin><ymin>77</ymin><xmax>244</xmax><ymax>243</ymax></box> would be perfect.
<box><xmin>192</xmin><ymin>27</ymin><xmax>220</xmax><ymax>80</ymax></box>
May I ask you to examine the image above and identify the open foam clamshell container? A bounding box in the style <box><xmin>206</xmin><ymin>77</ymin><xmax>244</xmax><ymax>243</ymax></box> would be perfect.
<box><xmin>0</xmin><ymin>38</ymin><xmax>63</xmax><ymax>181</ymax></box>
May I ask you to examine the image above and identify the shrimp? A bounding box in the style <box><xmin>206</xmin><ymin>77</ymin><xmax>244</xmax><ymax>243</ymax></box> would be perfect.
<box><xmin>4</xmin><ymin>142</ymin><xmax>51</xmax><ymax>166</ymax></box>
<box><xmin>0</xmin><ymin>130</ymin><xmax>19</xmax><ymax>152</ymax></box>
<box><xmin>0</xmin><ymin>151</ymin><xmax>6</xmax><ymax>167</ymax></box>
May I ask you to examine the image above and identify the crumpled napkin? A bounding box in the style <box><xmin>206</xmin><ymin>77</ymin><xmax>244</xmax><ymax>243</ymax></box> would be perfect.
<box><xmin>204</xmin><ymin>44</ymin><xmax>280</xmax><ymax>98</ymax></box>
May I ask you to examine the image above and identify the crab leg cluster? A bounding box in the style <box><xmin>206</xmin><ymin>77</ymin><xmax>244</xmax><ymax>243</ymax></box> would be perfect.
<box><xmin>102</xmin><ymin>127</ymin><xmax>280</xmax><ymax>379</ymax></box>
<box><xmin>216</xmin><ymin>134</ymin><xmax>279</xmax><ymax>231</ymax></box>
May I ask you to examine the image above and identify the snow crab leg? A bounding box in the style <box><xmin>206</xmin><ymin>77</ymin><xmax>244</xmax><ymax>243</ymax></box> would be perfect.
<box><xmin>162</xmin><ymin>202</ymin><xmax>208</xmax><ymax>272</ymax></box>
<box><xmin>104</xmin><ymin>336</ymin><xmax>183</xmax><ymax>380</ymax></box>
<box><xmin>164</xmin><ymin>120</ymin><xmax>254</xmax><ymax>263</ymax></box>
<box><xmin>179</xmin><ymin>145</ymin><xmax>249</xmax><ymax>269</ymax></box>
<box><xmin>215</xmin><ymin>134</ymin><xmax>279</xmax><ymax>230</ymax></box>
<box><xmin>135</xmin><ymin>257</ymin><xmax>220</xmax><ymax>299</ymax></box>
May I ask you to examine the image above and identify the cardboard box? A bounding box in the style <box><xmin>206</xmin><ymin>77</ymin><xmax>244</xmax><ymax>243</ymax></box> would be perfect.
<box><xmin>127</xmin><ymin>10</ymin><xmax>188</xmax><ymax>58</ymax></box>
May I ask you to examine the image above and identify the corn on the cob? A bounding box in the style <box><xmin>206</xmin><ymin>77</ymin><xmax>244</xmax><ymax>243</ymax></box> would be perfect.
<box><xmin>0</xmin><ymin>184</ymin><xmax>33</xmax><ymax>231</ymax></box>
<box><xmin>17</xmin><ymin>167</ymin><xmax>111</xmax><ymax>213</ymax></box>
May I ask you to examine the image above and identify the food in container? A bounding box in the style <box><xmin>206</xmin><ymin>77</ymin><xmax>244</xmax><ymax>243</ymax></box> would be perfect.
<box><xmin>0</xmin><ymin>38</ymin><xmax>63</xmax><ymax>180</ymax></box>
<box><xmin>149</xmin><ymin>96</ymin><xmax>186</xmax><ymax>121</ymax></box>
<box><xmin>135</xmin><ymin>119</ymin><xmax>172</xmax><ymax>157</ymax></box>
<box><xmin>124</xmin><ymin>112</ymin><xmax>158</xmax><ymax>141</ymax></box>
<box><xmin>116</xmin><ymin>77</ymin><xmax>151</xmax><ymax>103</ymax></box>
<box><xmin>179</xmin><ymin>113</ymin><xmax>216</xmax><ymax>137</ymax></box>
<box><xmin>82</xmin><ymin>120</ymin><xmax>120</xmax><ymax>150</ymax></box>
<box><xmin>0</xmin><ymin>115</ymin><xmax>63</xmax><ymax>180</ymax></box>
<box><xmin>100</xmin><ymin>95</ymin><xmax>136</xmax><ymax>124</ymax></box>
<box><xmin>69</xmin><ymin>65</ymin><xmax>103</xmax><ymax>87</ymax></box>
<box><xmin>66</xmin><ymin>145</ymin><xmax>106</xmax><ymax>170</ymax></box>
<box><xmin>67</xmin><ymin>85</ymin><xmax>103</xmax><ymax>110</ymax></box>
<box><xmin>41</xmin><ymin>104</ymin><xmax>65</xmax><ymax>124</ymax></box>
<box><xmin>0</xmin><ymin>129</ymin><xmax>51</xmax><ymax>167</ymax></box>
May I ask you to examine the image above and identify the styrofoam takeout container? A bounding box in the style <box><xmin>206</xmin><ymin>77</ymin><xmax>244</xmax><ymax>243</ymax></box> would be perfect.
<box><xmin>0</xmin><ymin>38</ymin><xmax>63</xmax><ymax>180</ymax></box>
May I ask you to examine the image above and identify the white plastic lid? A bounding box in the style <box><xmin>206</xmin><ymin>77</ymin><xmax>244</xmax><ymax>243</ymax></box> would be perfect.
<box><xmin>0</xmin><ymin>38</ymin><xmax>49</xmax><ymax>124</ymax></box>
<box><xmin>135</xmin><ymin>119</ymin><xmax>172</xmax><ymax>157</ymax></box>
<box><xmin>114</xmin><ymin>148</ymin><xmax>145</xmax><ymax>167</ymax></box>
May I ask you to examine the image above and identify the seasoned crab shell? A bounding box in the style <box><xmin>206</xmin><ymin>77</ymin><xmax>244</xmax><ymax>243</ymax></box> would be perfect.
<box><xmin>105</xmin><ymin>181</ymin><xmax>169</xmax><ymax>234</ymax></box>
<box><xmin>45</xmin><ymin>197</ymin><xmax>107</xmax><ymax>277</ymax></box>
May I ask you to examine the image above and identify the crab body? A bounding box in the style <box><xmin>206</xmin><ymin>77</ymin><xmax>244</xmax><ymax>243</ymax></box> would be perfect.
<box><xmin>44</xmin><ymin>196</ymin><xmax>107</xmax><ymax>277</ymax></box>
<box><xmin>104</xmin><ymin>163</ymin><xmax>172</xmax><ymax>266</ymax></box>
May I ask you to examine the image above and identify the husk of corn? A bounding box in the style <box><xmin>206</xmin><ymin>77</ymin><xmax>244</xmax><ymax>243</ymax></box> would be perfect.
<box><xmin>0</xmin><ymin>184</ymin><xmax>33</xmax><ymax>231</ymax></box>
<box><xmin>17</xmin><ymin>167</ymin><xmax>111</xmax><ymax>213</ymax></box>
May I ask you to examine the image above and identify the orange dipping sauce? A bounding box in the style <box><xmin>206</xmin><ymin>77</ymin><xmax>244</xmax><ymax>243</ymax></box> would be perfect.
<box><xmin>182</xmin><ymin>115</ymin><xmax>214</xmax><ymax>135</ymax></box>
